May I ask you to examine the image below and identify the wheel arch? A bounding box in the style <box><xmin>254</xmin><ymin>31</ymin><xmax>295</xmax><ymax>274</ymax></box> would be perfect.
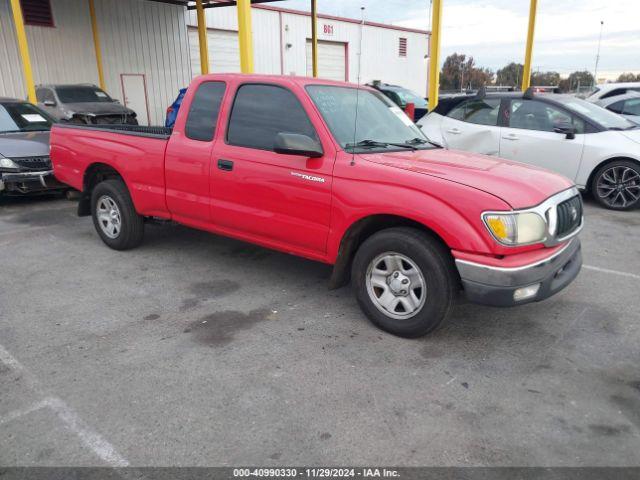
<box><xmin>328</xmin><ymin>214</ymin><xmax>458</xmax><ymax>290</ymax></box>
<box><xmin>586</xmin><ymin>156</ymin><xmax>640</xmax><ymax>194</ymax></box>
<box><xmin>78</xmin><ymin>162</ymin><xmax>126</xmax><ymax>216</ymax></box>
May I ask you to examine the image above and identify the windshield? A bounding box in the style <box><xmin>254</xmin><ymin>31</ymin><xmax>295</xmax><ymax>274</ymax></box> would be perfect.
<box><xmin>0</xmin><ymin>102</ymin><xmax>54</xmax><ymax>133</ymax></box>
<box><xmin>306</xmin><ymin>85</ymin><xmax>430</xmax><ymax>152</ymax></box>
<box><xmin>56</xmin><ymin>86</ymin><xmax>114</xmax><ymax>103</ymax></box>
<box><xmin>390</xmin><ymin>88</ymin><xmax>428</xmax><ymax>108</ymax></box>
<box><xmin>553</xmin><ymin>96</ymin><xmax>636</xmax><ymax>130</ymax></box>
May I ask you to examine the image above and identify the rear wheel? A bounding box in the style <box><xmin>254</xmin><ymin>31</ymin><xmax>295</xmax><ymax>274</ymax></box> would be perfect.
<box><xmin>592</xmin><ymin>160</ymin><xmax>640</xmax><ymax>210</ymax></box>
<box><xmin>91</xmin><ymin>179</ymin><xmax>144</xmax><ymax>250</ymax></box>
<box><xmin>352</xmin><ymin>227</ymin><xmax>456</xmax><ymax>338</ymax></box>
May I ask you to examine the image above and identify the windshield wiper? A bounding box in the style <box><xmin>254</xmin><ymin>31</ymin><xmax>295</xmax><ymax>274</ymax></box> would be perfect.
<box><xmin>406</xmin><ymin>137</ymin><xmax>442</xmax><ymax>149</ymax></box>
<box><xmin>345</xmin><ymin>139</ymin><xmax>417</xmax><ymax>151</ymax></box>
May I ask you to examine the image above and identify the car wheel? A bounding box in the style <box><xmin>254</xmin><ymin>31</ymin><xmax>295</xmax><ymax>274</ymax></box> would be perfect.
<box><xmin>592</xmin><ymin>160</ymin><xmax>640</xmax><ymax>210</ymax></box>
<box><xmin>352</xmin><ymin>227</ymin><xmax>456</xmax><ymax>338</ymax></box>
<box><xmin>91</xmin><ymin>179</ymin><xmax>144</xmax><ymax>250</ymax></box>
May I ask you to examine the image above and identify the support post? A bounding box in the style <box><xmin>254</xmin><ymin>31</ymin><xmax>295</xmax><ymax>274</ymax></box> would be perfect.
<box><xmin>236</xmin><ymin>0</ymin><xmax>254</xmax><ymax>73</ymax></box>
<box><xmin>522</xmin><ymin>0</ymin><xmax>537</xmax><ymax>91</ymax></box>
<box><xmin>196</xmin><ymin>0</ymin><xmax>209</xmax><ymax>74</ymax></box>
<box><xmin>9</xmin><ymin>0</ymin><xmax>36</xmax><ymax>103</ymax></box>
<box><xmin>88</xmin><ymin>0</ymin><xmax>106</xmax><ymax>90</ymax></box>
<box><xmin>427</xmin><ymin>0</ymin><xmax>442</xmax><ymax>111</ymax></box>
<box><xmin>311</xmin><ymin>0</ymin><xmax>318</xmax><ymax>77</ymax></box>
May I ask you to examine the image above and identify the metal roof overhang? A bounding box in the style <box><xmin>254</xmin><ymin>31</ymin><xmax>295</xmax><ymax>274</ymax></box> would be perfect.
<box><xmin>146</xmin><ymin>0</ymin><xmax>283</xmax><ymax>9</ymax></box>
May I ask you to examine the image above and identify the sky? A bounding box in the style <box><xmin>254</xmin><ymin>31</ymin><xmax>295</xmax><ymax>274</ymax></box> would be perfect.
<box><xmin>278</xmin><ymin>0</ymin><xmax>640</xmax><ymax>81</ymax></box>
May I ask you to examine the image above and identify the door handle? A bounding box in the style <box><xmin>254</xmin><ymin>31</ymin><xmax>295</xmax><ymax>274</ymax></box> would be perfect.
<box><xmin>502</xmin><ymin>134</ymin><xmax>519</xmax><ymax>141</ymax></box>
<box><xmin>446</xmin><ymin>128</ymin><xmax>461</xmax><ymax>134</ymax></box>
<box><xmin>217</xmin><ymin>159</ymin><xmax>234</xmax><ymax>171</ymax></box>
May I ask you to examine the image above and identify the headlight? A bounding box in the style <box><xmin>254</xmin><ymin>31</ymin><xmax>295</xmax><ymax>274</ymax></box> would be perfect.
<box><xmin>0</xmin><ymin>157</ymin><xmax>20</xmax><ymax>171</ymax></box>
<box><xmin>483</xmin><ymin>212</ymin><xmax>547</xmax><ymax>246</ymax></box>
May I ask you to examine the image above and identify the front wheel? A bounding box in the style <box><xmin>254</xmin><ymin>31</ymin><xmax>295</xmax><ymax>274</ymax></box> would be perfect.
<box><xmin>592</xmin><ymin>160</ymin><xmax>640</xmax><ymax>210</ymax></box>
<box><xmin>352</xmin><ymin>227</ymin><xmax>456</xmax><ymax>338</ymax></box>
<box><xmin>91</xmin><ymin>179</ymin><xmax>144</xmax><ymax>250</ymax></box>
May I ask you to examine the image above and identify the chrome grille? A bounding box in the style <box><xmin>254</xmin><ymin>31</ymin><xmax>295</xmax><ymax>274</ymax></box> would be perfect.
<box><xmin>556</xmin><ymin>195</ymin><xmax>582</xmax><ymax>238</ymax></box>
<box><xmin>12</xmin><ymin>155</ymin><xmax>51</xmax><ymax>171</ymax></box>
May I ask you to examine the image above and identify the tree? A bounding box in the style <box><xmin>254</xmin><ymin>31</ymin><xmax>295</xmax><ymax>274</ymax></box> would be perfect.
<box><xmin>559</xmin><ymin>71</ymin><xmax>595</xmax><ymax>92</ymax></box>
<box><xmin>616</xmin><ymin>72</ymin><xmax>640</xmax><ymax>82</ymax></box>
<box><xmin>531</xmin><ymin>71</ymin><xmax>561</xmax><ymax>87</ymax></box>
<box><xmin>440</xmin><ymin>53</ymin><xmax>494</xmax><ymax>91</ymax></box>
<box><xmin>496</xmin><ymin>62</ymin><xmax>524</xmax><ymax>88</ymax></box>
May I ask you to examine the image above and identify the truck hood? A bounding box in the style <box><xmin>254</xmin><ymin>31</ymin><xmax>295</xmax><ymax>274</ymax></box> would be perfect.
<box><xmin>362</xmin><ymin>148</ymin><xmax>574</xmax><ymax>209</ymax></box>
<box><xmin>0</xmin><ymin>131</ymin><xmax>50</xmax><ymax>157</ymax></box>
<box><xmin>64</xmin><ymin>102</ymin><xmax>134</xmax><ymax>116</ymax></box>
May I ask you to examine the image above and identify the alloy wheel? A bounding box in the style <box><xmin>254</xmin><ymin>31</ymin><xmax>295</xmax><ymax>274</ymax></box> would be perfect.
<box><xmin>96</xmin><ymin>195</ymin><xmax>122</xmax><ymax>239</ymax></box>
<box><xmin>596</xmin><ymin>165</ymin><xmax>640</xmax><ymax>208</ymax></box>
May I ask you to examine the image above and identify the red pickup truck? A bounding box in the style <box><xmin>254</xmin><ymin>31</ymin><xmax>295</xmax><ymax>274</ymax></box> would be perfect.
<box><xmin>51</xmin><ymin>74</ymin><xmax>583</xmax><ymax>338</ymax></box>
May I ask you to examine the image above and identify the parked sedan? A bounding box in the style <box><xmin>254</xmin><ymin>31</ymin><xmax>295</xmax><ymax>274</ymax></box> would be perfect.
<box><xmin>0</xmin><ymin>98</ymin><xmax>66</xmax><ymax>196</ymax></box>
<box><xmin>36</xmin><ymin>84</ymin><xmax>138</xmax><ymax>125</ymax></box>
<box><xmin>597</xmin><ymin>92</ymin><xmax>640</xmax><ymax>125</ymax></box>
<box><xmin>369</xmin><ymin>82</ymin><xmax>429</xmax><ymax>121</ymax></box>
<box><xmin>584</xmin><ymin>82</ymin><xmax>640</xmax><ymax>103</ymax></box>
<box><xmin>418</xmin><ymin>91</ymin><xmax>640</xmax><ymax>210</ymax></box>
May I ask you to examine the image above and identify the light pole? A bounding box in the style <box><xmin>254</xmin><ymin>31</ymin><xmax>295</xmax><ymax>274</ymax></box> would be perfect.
<box><xmin>594</xmin><ymin>20</ymin><xmax>604</xmax><ymax>86</ymax></box>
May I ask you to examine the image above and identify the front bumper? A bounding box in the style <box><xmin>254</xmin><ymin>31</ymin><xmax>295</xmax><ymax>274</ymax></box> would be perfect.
<box><xmin>455</xmin><ymin>238</ymin><xmax>582</xmax><ymax>307</ymax></box>
<box><xmin>0</xmin><ymin>170</ymin><xmax>66</xmax><ymax>195</ymax></box>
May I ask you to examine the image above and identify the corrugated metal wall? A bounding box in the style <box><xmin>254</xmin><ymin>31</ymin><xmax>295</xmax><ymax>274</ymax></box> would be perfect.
<box><xmin>0</xmin><ymin>0</ymin><xmax>191</xmax><ymax>124</ymax></box>
<box><xmin>185</xmin><ymin>6</ymin><xmax>429</xmax><ymax>96</ymax></box>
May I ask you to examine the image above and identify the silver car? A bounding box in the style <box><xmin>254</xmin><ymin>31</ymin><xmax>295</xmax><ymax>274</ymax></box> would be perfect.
<box><xmin>596</xmin><ymin>91</ymin><xmax>640</xmax><ymax>125</ymax></box>
<box><xmin>0</xmin><ymin>97</ymin><xmax>66</xmax><ymax>196</ymax></box>
<box><xmin>36</xmin><ymin>84</ymin><xmax>138</xmax><ymax>125</ymax></box>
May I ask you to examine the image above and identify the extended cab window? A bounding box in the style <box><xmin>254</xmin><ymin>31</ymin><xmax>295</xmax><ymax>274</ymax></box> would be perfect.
<box><xmin>448</xmin><ymin>99</ymin><xmax>501</xmax><ymax>126</ymax></box>
<box><xmin>509</xmin><ymin>99</ymin><xmax>584</xmax><ymax>134</ymax></box>
<box><xmin>227</xmin><ymin>84</ymin><xmax>317</xmax><ymax>151</ymax></box>
<box><xmin>185</xmin><ymin>81</ymin><xmax>226</xmax><ymax>141</ymax></box>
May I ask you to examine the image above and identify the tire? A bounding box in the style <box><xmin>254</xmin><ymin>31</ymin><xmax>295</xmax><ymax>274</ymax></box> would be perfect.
<box><xmin>91</xmin><ymin>179</ymin><xmax>144</xmax><ymax>250</ymax></box>
<box><xmin>591</xmin><ymin>160</ymin><xmax>640</xmax><ymax>210</ymax></box>
<box><xmin>351</xmin><ymin>227</ymin><xmax>456</xmax><ymax>338</ymax></box>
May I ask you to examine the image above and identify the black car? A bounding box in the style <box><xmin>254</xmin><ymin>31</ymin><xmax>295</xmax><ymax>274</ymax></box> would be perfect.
<box><xmin>36</xmin><ymin>84</ymin><xmax>138</xmax><ymax>125</ymax></box>
<box><xmin>0</xmin><ymin>98</ymin><xmax>66</xmax><ymax>196</ymax></box>
<box><xmin>368</xmin><ymin>82</ymin><xmax>429</xmax><ymax>121</ymax></box>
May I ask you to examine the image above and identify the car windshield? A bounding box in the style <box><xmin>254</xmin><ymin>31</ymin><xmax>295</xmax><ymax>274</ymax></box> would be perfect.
<box><xmin>56</xmin><ymin>86</ymin><xmax>113</xmax><ymax>103</ymax></box>
<box><xmin>553</xmin><ymin>96</ymin><xmax>636</xmax><ymax>130</ymax></box>
<box><xmin>306</xmin><ymin>85</ymin><xmax>432</xmax><ymax>152</ymax></box>
<box><xmin>391</xmin><ymin>88</ymin><xmax>428</xmax><ymax>108</ymax></box>
<box><xmin>0</xmin><ymin>102</ymin><xmax>54</xmax><ymax>133</ymax></box>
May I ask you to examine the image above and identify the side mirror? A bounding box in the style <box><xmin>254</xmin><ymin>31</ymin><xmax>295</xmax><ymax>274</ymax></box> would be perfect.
<box><xmin>43</xmin><ymin>100</ymin><xmax>56</xmax><ymax>107</ymax></box>
<box><xmin>554</xmin><ymin>122</ymin><xmax>577</xmax><ymax>140</ymax></box>
<box><xmin>274</xmin><ymin>133</ymin><xmax>323</xmax><ymax>158</ymax></box>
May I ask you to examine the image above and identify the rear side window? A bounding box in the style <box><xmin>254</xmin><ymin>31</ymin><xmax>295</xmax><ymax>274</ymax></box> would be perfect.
<box><xmin>448</xmin><ymin>99</ymin><xmax>501</xmax><ymax>126</ymax></box>
<box><xmin>227</xmin><ymin>84</ymin><xmax>317</xmax><ymax>151</ymax></box>
<box><xmin>608</xmin><ymin>100</ymin><xmax>625</xmax><ymax>114</ymax></box>
<box><xmin>185</xmin><ymin>81</ymin><xmax>226</xmax><ymax>141</ymax></box>
<box><xmin>601</xmin><ymin>88</ymin><xmax>626</xmax><ymax>100</ymax></box>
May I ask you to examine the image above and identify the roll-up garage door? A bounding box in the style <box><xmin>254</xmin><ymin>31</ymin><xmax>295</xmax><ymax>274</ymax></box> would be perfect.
<box><xmin>305</xmin><ymin>40</ymin><xmax>347</xmax><ymax>81</ymax></box>
<box><xmin>189</xmin><ymin>28</ymin><xmax>240</xmax><ymax>76</ymax></box>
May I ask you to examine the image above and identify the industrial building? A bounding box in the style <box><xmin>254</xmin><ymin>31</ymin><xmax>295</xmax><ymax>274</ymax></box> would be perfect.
<box><xmin>1</xmin><ymin>0</ymin><xmax>429</xmax><ymax>125</ymax></box>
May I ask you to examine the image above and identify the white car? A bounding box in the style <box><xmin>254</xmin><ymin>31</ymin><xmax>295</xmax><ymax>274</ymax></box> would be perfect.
<box><xmin>584</xmin><ymin>82</ymin><xmax>640</xmax><ymax>103</ymax></box>
<box><xmin>596</xmin><ymin>91</ymin><xmax>640</xmax><ymax>125</ymax></box>
<box><xmin>418</xmin><ymin>91</ymin><xmax>640</xmax><ymax>210</ymax></box>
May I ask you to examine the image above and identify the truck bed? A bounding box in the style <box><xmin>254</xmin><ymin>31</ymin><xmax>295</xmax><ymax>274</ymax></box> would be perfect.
<box><xmin>55</xmin><ymin>123</ymin><xmax>172</xmax><ymax>139</ymax></box>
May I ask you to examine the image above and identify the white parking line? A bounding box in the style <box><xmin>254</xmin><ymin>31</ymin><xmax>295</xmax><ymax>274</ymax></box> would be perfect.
<box><xmin>583</xmin><ymin>264</ymin><xmax>640</xmax><ymax>281</ymax></box>
<box><xmin>0</xmin><ymin>344</ymin><xmax>129</xmax><ymax>467</ymax></box>
<box><xmin>0</xmin><ymin>399</ymin><xmax>49</xmax><ymax>426</ymax></box>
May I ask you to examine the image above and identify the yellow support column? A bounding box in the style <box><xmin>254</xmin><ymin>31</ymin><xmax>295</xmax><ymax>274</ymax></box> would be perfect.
<box><xmin>311</xmin><ymin>0</ymin><xmax>318</xmax><ymax>77</ymax></box>
<box><xmin>9</xmin><ymin>0</ymin><xmax>36</xmax><ymax>103</ymax></box>
<box><xmin>236</xmin><ymin>0</ymin><xmax>254</xmax><ymax>73</ymax></box>
<box><xmin>427</xmin><ymin>0</ymin><xmax>442</xmax><ymax>111</ymax></box>
<box><xmin>522</xmin><ymin>0</ymin><xmax>537</xmax><ymax>91</ymax></box>
<box><xmin>196</xmin><ymin>0</ymin><xmax>210</xmax><ymax>74</ymax></box>
<box><xmin>88</xmin><ymin>0</ymin><xmax>106</xmax><ymax>90</ymax></box>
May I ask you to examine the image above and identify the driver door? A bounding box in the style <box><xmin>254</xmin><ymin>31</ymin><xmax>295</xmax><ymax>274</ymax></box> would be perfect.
<box><xmin>210</xmin><ymin>82</ymin><xmax>334</xmax><ymax>255</ymax></box>
<box><xmin>499</xmin><ymin>99</ymin><xmax>585</xmax><ymax>181</ymax></box>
